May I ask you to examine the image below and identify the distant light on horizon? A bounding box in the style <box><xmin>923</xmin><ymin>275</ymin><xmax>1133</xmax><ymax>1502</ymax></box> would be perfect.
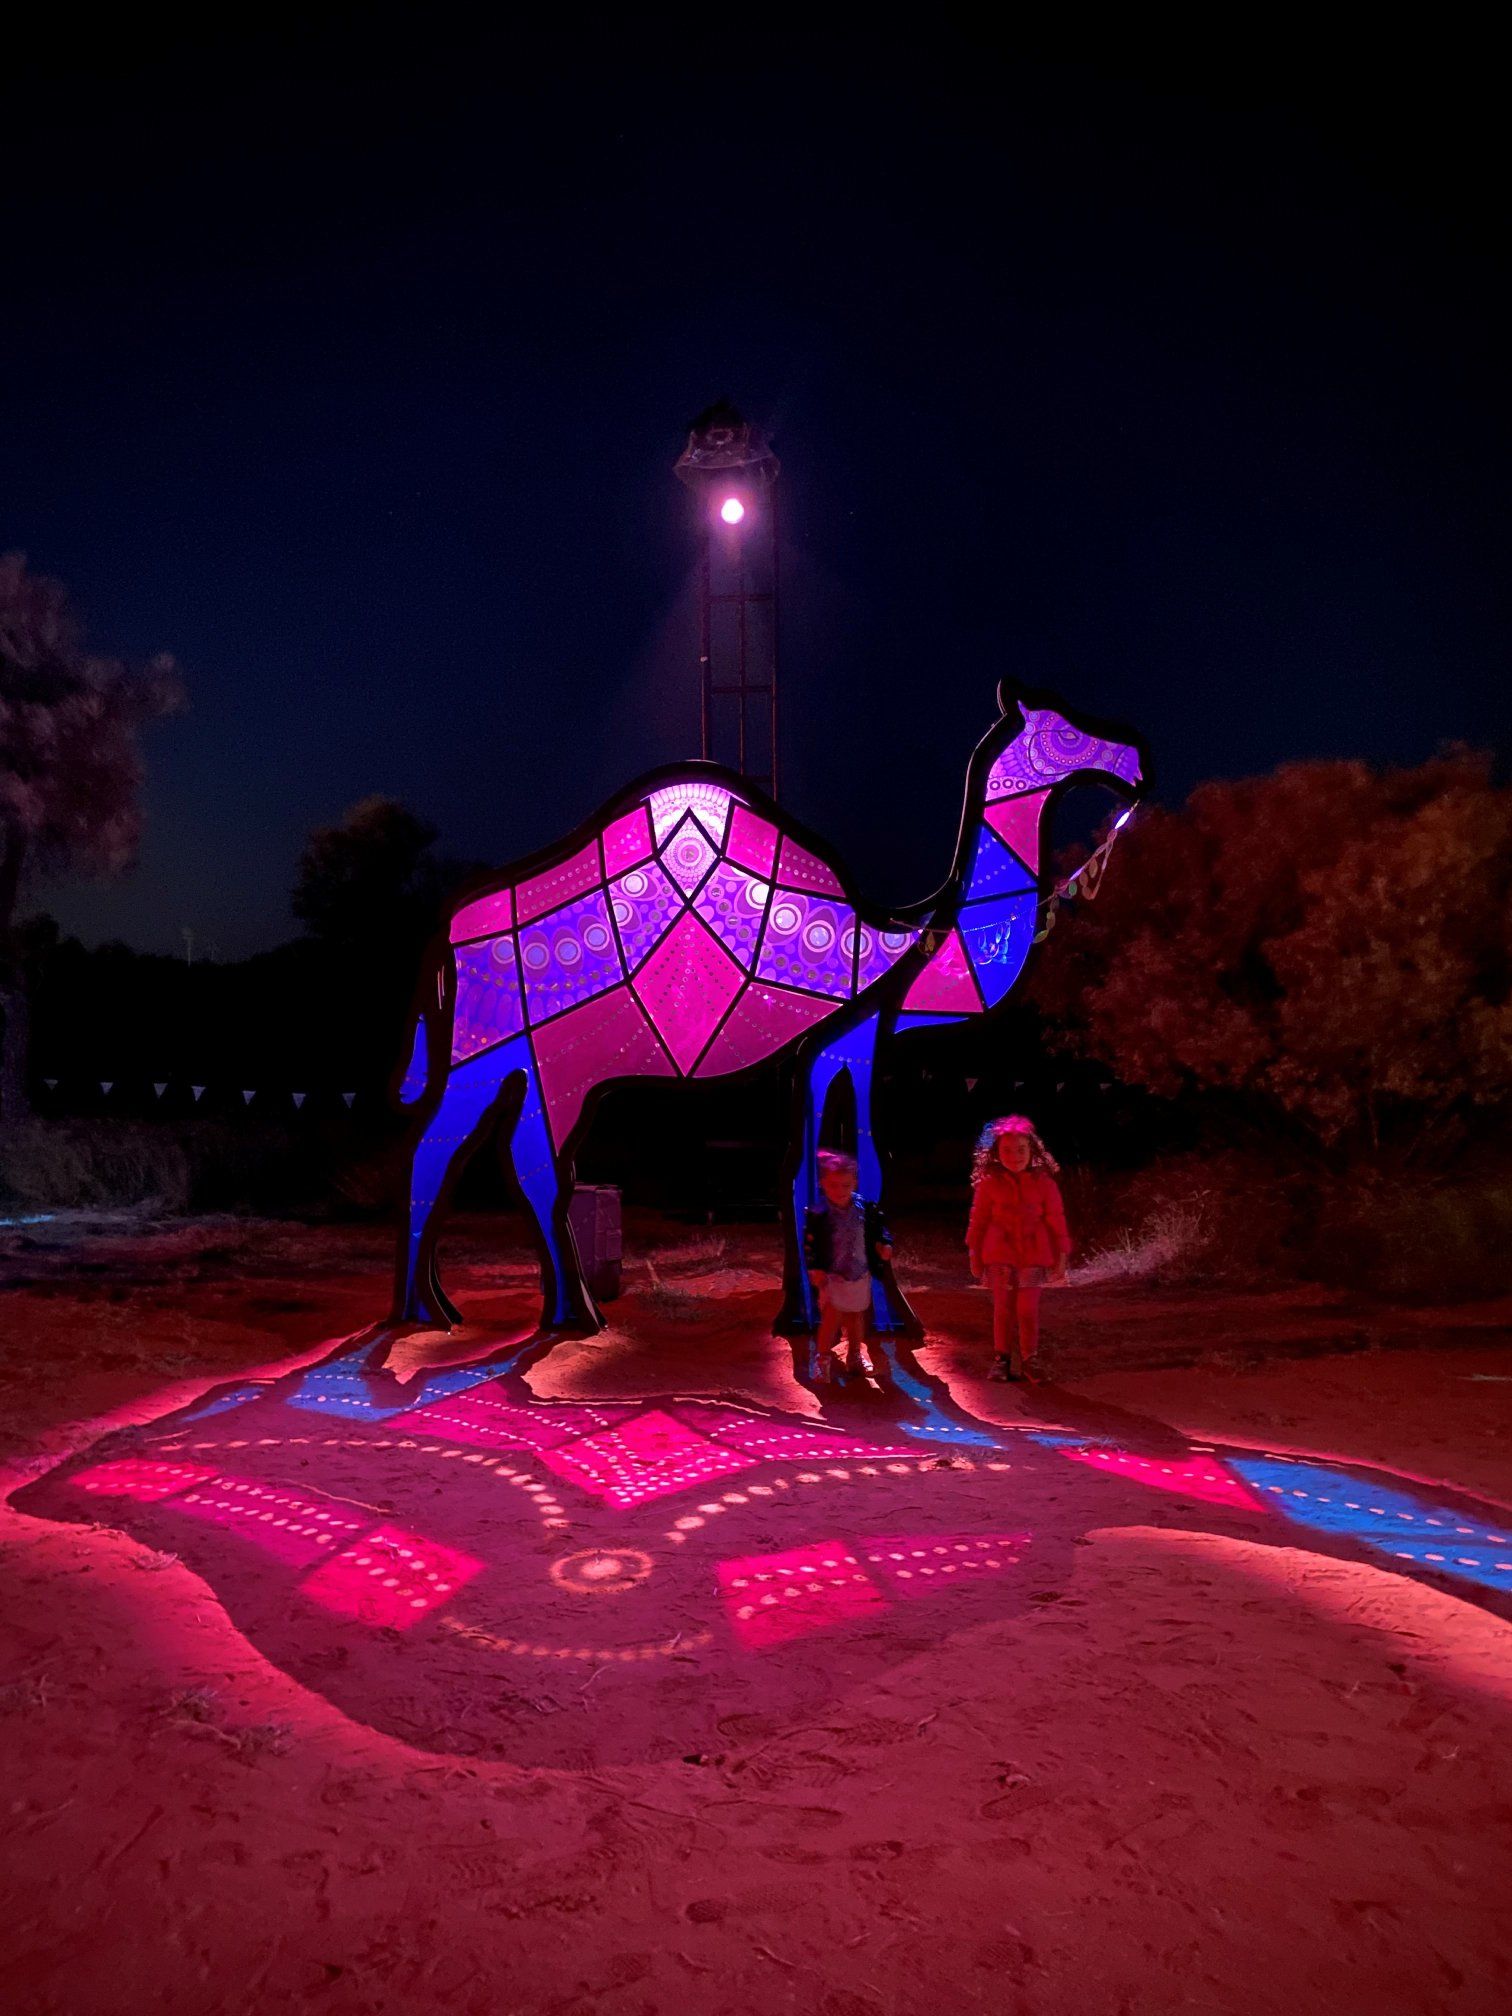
<box><xmin>719</xmin><ymin>496</ymin><xmax>745</xmax><ymax>525</ymax></box>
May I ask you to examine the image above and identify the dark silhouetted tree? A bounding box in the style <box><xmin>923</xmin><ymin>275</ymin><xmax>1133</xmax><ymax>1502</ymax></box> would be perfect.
<box><xmin>0</xmin><ymin>553</ymin><xmax>180</xmax><ymax>1121</ymax></box>
<box><xmin>293</xmin><ymin>796</ymin><xmax>447</xmax><ymax>955</ymax></box>
<box><xmin>1030</xmin><ymin>753</ymin><xmax>1512</xmax><ymax>1154</ymax></box>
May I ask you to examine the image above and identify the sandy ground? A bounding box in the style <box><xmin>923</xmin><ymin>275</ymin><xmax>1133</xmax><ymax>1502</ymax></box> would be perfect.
<box><xmin>2</xmin><ymin>1213</ymin><xmax>1511</xmax><ymax>2016</ymax></box>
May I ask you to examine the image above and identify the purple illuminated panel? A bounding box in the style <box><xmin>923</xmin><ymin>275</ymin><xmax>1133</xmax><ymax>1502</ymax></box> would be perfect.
<box><xmin>757</xmin><ymin>892</ymin><xmax>857</xmax><ymax>998</ymax></box>
<box><xmin>452</xmin><ymin>938</ymin><xmax>524</xmax><ymax>1062</ymax></box>
<box><xmin>519</xmin><ymin>889</ymin><xmax>624</xmax><ymax>1024</ymax></box>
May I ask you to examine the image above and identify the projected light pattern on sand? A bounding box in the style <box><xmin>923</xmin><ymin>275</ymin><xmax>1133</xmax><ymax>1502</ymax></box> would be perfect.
<box><xmin>14</xmin><ymin>1345</ymin><xmax>1512</xmax><ymax>1767</ymax></box>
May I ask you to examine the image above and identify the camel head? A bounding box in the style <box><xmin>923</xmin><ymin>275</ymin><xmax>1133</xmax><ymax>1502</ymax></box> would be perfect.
<box><xmin>980</xmin><ymin>680</ymin><xmax>1144</xmax><ymax>805</ymax></box>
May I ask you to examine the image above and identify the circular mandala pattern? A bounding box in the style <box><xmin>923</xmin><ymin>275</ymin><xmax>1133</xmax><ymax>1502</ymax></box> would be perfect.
<box><xmin>549</xmin><ymin>1548</ymin><xmax>653</xmax><ymax>1596</ymax></box>
<box><xmin>554</xmin><ymin>934</ymin><xmax>581</xmax><ymax>967</ymax></box>
<box><xmin>621</xmin><ymin>871</ymin><xmax>648</xmax><ymax>897</ymax></box>
<box><xmin>802</xmin><ymin>920</ymin><xmax>834</xmax><ymax>953</ymax></box>
<box><xmin>583</xmin><ymin>923</ymin><xmax>611</xmax><ymax>953</ymax></box>
<box><xmin>770</xmin><ymin>902</ymin><xmax>801</xmax><ymax>936</ymax></box>
<box><xmin>523</xmin><ymin>941</ymin><xmax>550</xmax><ymax>970</ymax></box>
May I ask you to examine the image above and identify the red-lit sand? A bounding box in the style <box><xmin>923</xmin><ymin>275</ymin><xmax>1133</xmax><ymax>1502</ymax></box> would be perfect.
<box><xmin>2</xmin><ymin>1214</ymin><xmax>1510</xmax><ymax>2015</ymax></box>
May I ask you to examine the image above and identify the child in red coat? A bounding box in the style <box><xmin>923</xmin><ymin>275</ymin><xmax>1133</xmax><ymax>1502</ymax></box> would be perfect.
<box><xmin>966</xmin><ymin>1116</ymin><xmax>1071</xmax><ymax>1383</ymax></box>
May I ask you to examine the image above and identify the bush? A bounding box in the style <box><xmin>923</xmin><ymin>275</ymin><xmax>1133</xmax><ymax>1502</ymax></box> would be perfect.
<box><xmin>1071</xmin><ymin>1148</ymin><xmax>1512</xmax><ymax>1301</ymax></box>
<box><xmin>0</xmin><ymin>1119</ymin><xmax>192</xmax><ymax>1212</ymax></box>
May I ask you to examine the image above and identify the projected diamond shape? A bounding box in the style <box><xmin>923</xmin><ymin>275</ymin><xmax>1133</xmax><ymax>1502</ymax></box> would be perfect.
<box><xmin>538</xmin><ymin>1409</ymin><xmax>757</xmax><ymax>1506</ymax></box>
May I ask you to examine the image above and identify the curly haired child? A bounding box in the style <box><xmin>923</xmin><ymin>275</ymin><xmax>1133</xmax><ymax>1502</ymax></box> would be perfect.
<box><xmin>966</xmin><ymin>1116</ymin><xmax>1070</xmax><ymax>1382</ymax></box>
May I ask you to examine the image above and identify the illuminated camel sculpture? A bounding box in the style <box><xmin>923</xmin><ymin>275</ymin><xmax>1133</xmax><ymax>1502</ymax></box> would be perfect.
<box><xmin>391</xmin><ymin>683</ymin><xmax>1143</xmax><ymax>1335</ymax></box>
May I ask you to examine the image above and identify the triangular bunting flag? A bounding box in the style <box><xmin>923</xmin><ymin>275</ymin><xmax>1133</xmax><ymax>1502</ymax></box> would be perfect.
<box><xmin>242</xmin><ymin>1090</ymin><xmax>255</xmax><ymax>1105</ymax></box>
<box><xmin>965</xmin><ymin>1077</ymin><xmax>978</xmax><ymax>1091</ymax></box>
<box><xmin>293</xmin><ymin>1092</ymin><xmax>306</xmax><ymax>1108</ymax></box>
<box><xmin>100</xmin><ymin>1081</ymin><xmax>113</xmax><ymax>1095</ymax></box>
<box><xmin>153</xmin><ymin>1083</ymin><xmax>167</xmax><ymax>1099</ymax></box>
<box><xmin>44</xmin><ymin>1078</ymin><xmax>57</xmax><ymax>1091</ymax></box>
<box><xmin>191</xmin><ymin>1086</ymin><xmax>205</xmax><ymax>1102</ymax></box>
<box><xmin>342</xmin><ymin>1092</ymin><xmax>356</xmax><ymax>1108</ymax></box>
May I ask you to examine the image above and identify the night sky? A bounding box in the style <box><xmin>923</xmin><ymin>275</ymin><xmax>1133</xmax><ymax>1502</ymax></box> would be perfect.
<box><xmin>2</xmin><ymin>23</ymin><xmax>1505</xmax><ymax>959</ymax></box>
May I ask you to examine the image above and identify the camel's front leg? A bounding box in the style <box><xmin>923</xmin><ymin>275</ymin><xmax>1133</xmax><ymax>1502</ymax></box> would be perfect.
<box><xmin>772</xmin><ymin>1011</ymin><xmax>881</xmax><ymax>1344</ymax></box>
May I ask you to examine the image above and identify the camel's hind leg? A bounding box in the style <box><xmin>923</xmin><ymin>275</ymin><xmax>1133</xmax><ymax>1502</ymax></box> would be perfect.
<box><xmin>498</xmin><ymin>1052</ymin><xmax>601</xmax><ymax>1334</ymax></box>
<box><xmin>392</xmin><ymin>1039</ymin><xmax>526</xmax><ymax>1328</ymax></box>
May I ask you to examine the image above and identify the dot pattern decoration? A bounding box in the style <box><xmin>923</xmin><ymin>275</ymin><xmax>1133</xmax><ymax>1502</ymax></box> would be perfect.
<box><xmin>854</xmin><ymin>923</ymin><xmax>919</xmax><ymax>993</ymax></box>
<box><xmin>659</xmin><ymin>813</ymin><xmax>719</xmax><ymax>896</ymax></box>
<box><xmin>517</xmin><ymin>888</ymin><xmax>624</xmax><ymax>1024</ymax></box>
<box><xmin>538</xmin><ymin>1409</ymin><xmax>759</xmax><ymax>1508</ymax></box>
<box><xmin>1225</xmin><ymin>1456</ymin><xmax>1512</xmax><ymax>1597</ymax></box>
<box><xmin>718</xmin><ymin>1538</ymin><xmax>890</xmax><ymax>1649</ymax></box>
<box><xmin>631</xmin><ymin>911</ymin><xmax>747</xmax><ymax>1074</ymax></box>
<box><xmin>1049</xmin><ymin>1445</ymin><xmax>1267</xmax><ymax>1513</ymax></box>
<box><xmin>986</xmin><ymin>705</ymin><xmax>1142</xmax><ymax>800</ymax></box>
<box><xmin>174</xmin><ymin>1475</ymin><xmax>369</xmax><ymax>1568</ymax></box>
<box><xmin>299</xmin><ymin>1522</ymin><xmax>486</xmax><ymax>1629</ymax></box>
<box><xmin>451</xmin><ymin>937</ymin><xmax>525</xmax><ymax>1063</ymax></box>
<box><xmin>70</xmin><ymin>1457</ymin><xmax>220</xmax><ymax>1503</ymax></box>
<box><xmin>691</xmin><ymin>861</ymin><xmax>770</xmax><ymax>970</ymax></box>
<box><xmin>647</xmin><ymin>782</ymin><xmax>738</xmax><ymax>848</ymax></box>
<box><xmin>756</xmin><ymin>891</ymin><xmax>857</xmax><ymax>998</ymax></box>
<box><xmin>608</xmin><ymin>861</ymin><xmax>683</xmax><ymax>972</ymax></box>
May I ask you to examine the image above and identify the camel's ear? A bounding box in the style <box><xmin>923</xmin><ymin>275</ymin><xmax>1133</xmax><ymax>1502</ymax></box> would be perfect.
<box><xmin>995</xmin><ymin>677</ymin><xmax>1031</xmax><ymax>724</ymax></box>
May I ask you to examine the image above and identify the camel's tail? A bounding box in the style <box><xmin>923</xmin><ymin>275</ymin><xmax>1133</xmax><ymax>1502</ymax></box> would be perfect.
<box><xmin>394</xmin><ymin>950</ymin><xmax>454</xmax><ymax>1110</ymax></box>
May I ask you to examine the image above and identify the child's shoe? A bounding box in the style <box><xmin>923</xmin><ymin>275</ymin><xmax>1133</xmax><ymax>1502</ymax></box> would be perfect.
<box><xmin>989</xmin><ymin>1356</ymin><xmax>1015</xmax><ymax>1382</ymax></box>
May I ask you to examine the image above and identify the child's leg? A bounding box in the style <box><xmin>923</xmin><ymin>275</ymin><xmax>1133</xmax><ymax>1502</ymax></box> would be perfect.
<box><xmin>840</xmin><ymin>1310</ymin><xmax>868</xmax><ymax>1375</ymax></box>
<box><xmin>989</xmin><ymin>1270</ymin><xmax>1013</xmax><ymax>1361</ymax></box>
<box><xmin>1014</xmin><ymin>1273</ymin><xmax>1044</xmax><ymax>1371</ymax></box>
<box><xmin>815</xmin><ymin>1299</ymin><xmax>843</xmax><ymax>1381</ymax></box>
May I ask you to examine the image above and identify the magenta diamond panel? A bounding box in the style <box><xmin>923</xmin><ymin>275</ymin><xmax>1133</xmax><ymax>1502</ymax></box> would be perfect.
<box><xmin>660</xmin><ymin>813</ymin><xmax>719</xmax><ymax>895</ymax></box>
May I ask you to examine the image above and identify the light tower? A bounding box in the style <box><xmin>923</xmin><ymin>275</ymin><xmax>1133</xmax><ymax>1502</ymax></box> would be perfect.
<box><xmin>674</xmin><ymin>400</ymin><xmax>781</xmax><ymax>799</ymax></box>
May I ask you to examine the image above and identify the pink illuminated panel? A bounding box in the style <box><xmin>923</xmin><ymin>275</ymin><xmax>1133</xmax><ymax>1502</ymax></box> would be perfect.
<box><xmin>724</xmin><ymin>803</ymin><xmax>779</xmax><ymax>879</ymax></box>
<box><xmin>516</xmin><ymin>841</ymin><xmax>600</xmax><ymax>925</ymax></box>
<box><xmin>632</xmin><ymin>910</ymin><xmax>745</xmax><ymax>1073</ymax></box>
<box><xmin>694</xmin><ymin>981</ymin><xmax>835</xmax><ymax>1077</ymax></box>
<box><xmin>299</xmin><ymin>1523</ymin><xmax>485</xmax><ymax>1629</ymax></box>
<box><xmin>718</xmin><ymin>1540</ymin><xmax>887</xmax><ymax>1649</ymax></box>
<box><xmin>776</xmin><ymin>837</ymin><xmax>845</xmax><ymax>898</ymax></box>
<box><xmin>901</xmin><ymin>927</ymin><xmax>982</xmax><ymax>1015</ymax></box>
<box><xmin>602</xmin><ymin>806</ymin><xmax>654</xmax><ymax>877</ymax></box>
<box><xmin>69</xmin><ymin>1457</ymin><xmax>218</xmax><ymax>1503</ymax></box>
<box><xmin>1057</xmin><ymin>1447</ymin><xmax>1266</xmax><ymax>1511</ymax></box>
<box><xmin>540</xmin><ymin>1409</ymin><xmax>756</xmax><ymax>1506</ymax></box>
<box><xmin>450</xmin><ymin>887</ymin><xmax>514</xmax><ymax>943</ymax></box>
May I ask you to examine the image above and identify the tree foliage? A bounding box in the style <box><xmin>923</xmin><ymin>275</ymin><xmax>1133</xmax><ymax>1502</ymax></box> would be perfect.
<box><xmin>292</xmin><ymin>795</ymin><xmax>450</xmax><ymax>954</ymax></box>
<box><xmin>0</xmin><ymin>553</ymin><xmax>180</xmax><ymax>1117</ymax></box>
<box><xmin>1029</xmin><ymin>753</ymin><xmax>1512</xmax><ymax>1150</ymax></box>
